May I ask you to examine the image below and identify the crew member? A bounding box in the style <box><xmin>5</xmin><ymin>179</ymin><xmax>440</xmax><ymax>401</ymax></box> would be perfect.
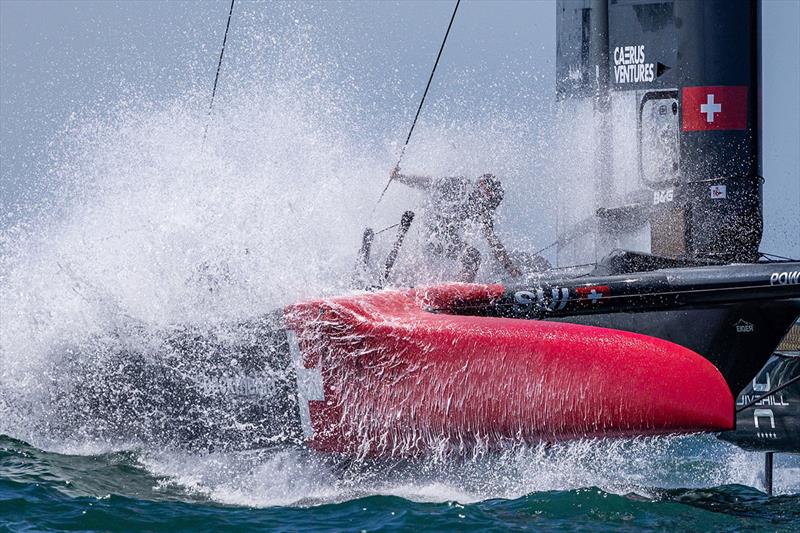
<box><xmin>390</xmin><ymin>167</ymin><xmax>522</xmax><ymax>282</ymax></box>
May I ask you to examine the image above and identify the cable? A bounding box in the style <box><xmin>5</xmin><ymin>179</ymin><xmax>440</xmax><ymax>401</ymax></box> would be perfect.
<box><xmin>760</xmin><ymin>251</ymin><xmax>799</xmax><ymax>262</ymax></box>
<box><xmin>373</xmin><ymin>0</ymin><xmax>461</xmax><ymax>209</ymax></box>
<box><xmin>201</xmin><ymin>0</ymin><xmax>236</xmax><ymax>151</ymax></box>
<box><xmin>374</xmin><ymin>222</ymin><xmax>400</xmax><ymax>236</ymax></box>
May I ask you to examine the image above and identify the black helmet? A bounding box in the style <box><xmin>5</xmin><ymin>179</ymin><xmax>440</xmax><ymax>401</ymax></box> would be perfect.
<box><xmin>476</xmin><ymin>173</ymin><xmax>504</xmax><ymax>209</ymax></box>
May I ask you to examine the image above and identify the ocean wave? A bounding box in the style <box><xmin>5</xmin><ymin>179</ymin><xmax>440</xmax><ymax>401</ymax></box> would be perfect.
<box><xmin>3</xmin><ymin>434</ymin><xmax>799</xmax><ymax>532</ymax></box>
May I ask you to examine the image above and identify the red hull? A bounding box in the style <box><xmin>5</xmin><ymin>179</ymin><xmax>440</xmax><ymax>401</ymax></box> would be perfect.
<box><xmin>285</xmin><ymin>284</ymin><xmax>733</xmax><ymax>456</ymax></box>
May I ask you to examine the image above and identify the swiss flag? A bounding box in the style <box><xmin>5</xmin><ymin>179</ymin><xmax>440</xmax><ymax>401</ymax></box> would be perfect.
<box><xmin>682</xmin><ymin>86</ymin><xmax>748</xmax><ymax>131</ymax></box>
<box><xmin>575</xmin><ymin>285</ymin><xmax>611</xmax><ymax>304</ymax></box>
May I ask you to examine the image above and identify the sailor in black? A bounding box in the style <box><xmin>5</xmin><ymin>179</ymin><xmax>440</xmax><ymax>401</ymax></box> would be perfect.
<box><xmin>390</xmin><ymin>167</ymin><xmax>521</xmax><ymax>282</ymax></box>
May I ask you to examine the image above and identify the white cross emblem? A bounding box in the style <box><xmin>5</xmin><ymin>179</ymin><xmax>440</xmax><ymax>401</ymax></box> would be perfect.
<box><xmin>286</xmin><ymin>330</ymin><xmax>324</xmax><ymax>438</ymax></box>
<box><xmin>700</xmin><ymin>94</ymin><xmax>721</xmax><ymax>123</ymax></box>
<box><xmin>587</xmin><ymin>289</ymin><xmax>603</xmax><ymax>303</ymax></box>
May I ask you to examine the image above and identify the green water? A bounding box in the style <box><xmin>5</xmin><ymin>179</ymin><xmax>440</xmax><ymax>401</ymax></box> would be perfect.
<box><xmin>1</xmin><ymin>435</ymin><xmax>798</xmax><ymax>532</ymax></box>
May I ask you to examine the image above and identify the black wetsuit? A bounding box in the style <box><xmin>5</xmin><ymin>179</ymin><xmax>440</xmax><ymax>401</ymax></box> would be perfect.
<box><xmin>419</xmin><ymin>176</ymin><xmax>498</xmax><ymax>281</ymax></box>
<box><xmin>393</xmin><ymin>170</ymin><xmax>519</xmax><ymax>282</ymax></box>
<box><xmin>424</xmin><ymin>176</ymin><xmax>489</xmax><ymax>258</ymax></box>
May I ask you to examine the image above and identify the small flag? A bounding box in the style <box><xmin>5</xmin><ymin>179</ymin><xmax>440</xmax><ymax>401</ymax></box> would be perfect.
<box><xmin>682</xmin><ymin>86</ymin><xmax>748</xmax><ymax>131</ymax></box>
<box><xmin>575</xmin><ymin>285</ymin><xmax>611</xmax><ymax>304</ymax></box>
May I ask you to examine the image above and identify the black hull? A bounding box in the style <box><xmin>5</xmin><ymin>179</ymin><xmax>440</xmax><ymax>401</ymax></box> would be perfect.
<box><xmin>720</xmin><ymin>352</ymin><xmax>800</xmax><ymax>453</ymax></box>
<box><xmin>551</xmin><ymin>302</ymin><xmax>800</xmax><ymax>396</ymax></box>
<box><xmin>53</xmin><ymin>252</ymin><xmax>800</xmax><ymax>452</ymax></box>
<box><xmin>450</xmin><ymin>253</ymin><xmax>800</xmax><ymax>396</ymax></box>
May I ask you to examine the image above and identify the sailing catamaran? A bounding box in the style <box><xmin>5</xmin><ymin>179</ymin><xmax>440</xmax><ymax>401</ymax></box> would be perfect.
<box><xmin>76</xmin><ymin>0</ymin><xmax>798</xmax><ymax>492</ymax></box>
<box><xmin>279</xmin><ymin>0</ymin><xmax>800</xmax><ymax>478</ymax></box>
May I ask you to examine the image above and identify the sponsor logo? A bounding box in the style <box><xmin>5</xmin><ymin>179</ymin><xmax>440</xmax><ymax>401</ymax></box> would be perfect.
<box><xmin>753</xmin><ymin>372</ymin><xmax>770</xmax><ymax>392</ymax></box>
<box><xmin>736</xmin><ymin>370</ymin><xmax>790</xmax><ymax>410</ymax></box>
<box><xmin>575</xmin><ymin>285</ymin><xmax>611</xmax><ymax>304</ymax></box>
<box><xmin>737</xmin><ymin>393</ymin><xmax>789</xmax><ymax>407</ymax></box>
<box><xmin>755</xmin><ymin>431</ymin><xmax>778</xmax><ymax>439</ymax></box>
<box><xmin>710</xmin><ymin>185</ymin><xmax>727</xmax><ymax>199</ymax></box>
<box><xmin>613</xmin><ymin>45</ymin><xmax>654</xmax><ymax>84</ymax></box>
<box><xmin>199</xmin><ymin>374</ymin><xmax>279</xmax><ymax>398</ymax></box>
<box><xmin>653</xmin><ymin>189</ymin><xmax>674</xmax><ymax>205</ymax></box>
<box><xmin>770</xmin><ymin>271</ymin><xmax>800</xmax><ymax>286</ymax></box>
<box><xmin>514</xmin><ymin>291</ymin><xmax>535</xmax><ymax>304</ymax></box>
<box><xmin>734</xmin><ymin>319</ymin><xmax>755</xmax><ymax>334</ymax></box>
<box><xmin>753</xmin><ymin>408</ymin><xmax>776</xmax><ymax>430</ymax></box>
<box><xmin>514</xmin><ymin>287</ymin><xmax>570</xmax><ymax>312</ymax></box>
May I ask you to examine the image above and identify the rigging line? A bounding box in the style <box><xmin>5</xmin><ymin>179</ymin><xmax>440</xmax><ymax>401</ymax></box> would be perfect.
<box><xmin>532</xmin><ymin>239</ymin><xmax>559</xmax><ymax>256</ymax></box>
<box><xmin>201</xmin><ymin>0</ymin><xmax>236</xmax><ymax>151</ymax></box>
<box><xmin>736</xmin><ymin>374</ymin><xmax>800</xmax><ymax>413</ymax></box>
<box><xmin>372</xmin><ymin>0</ymin><xmax>461</xmax><ymax>210</ymax></box>
<box><xmin>760</xmin><ymin>251</ymin><xmax>798</xmax><ymax>261</ymax></box>
<box><xmin>375</xmin><ymin>222</ymin><xmax>400</xmax><ymax>236</ymax></box>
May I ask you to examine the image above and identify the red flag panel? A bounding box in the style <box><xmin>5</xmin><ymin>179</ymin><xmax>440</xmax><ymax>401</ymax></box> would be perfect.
<box><xmin>682</xmin><ymin>86</ymin><xmax>748</xmax><ymax>131</ymax></box>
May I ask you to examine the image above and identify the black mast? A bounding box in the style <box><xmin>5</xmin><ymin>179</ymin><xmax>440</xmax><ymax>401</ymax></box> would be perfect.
<box><xmin>674</xmin><ymin>0</ymin><xmax>762</xmax><ymax>262</ymax></box>
<box><xmin>555</xmin><ymin>0</ymin><xmax>763</xmax><ymax>264</ymax></box>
